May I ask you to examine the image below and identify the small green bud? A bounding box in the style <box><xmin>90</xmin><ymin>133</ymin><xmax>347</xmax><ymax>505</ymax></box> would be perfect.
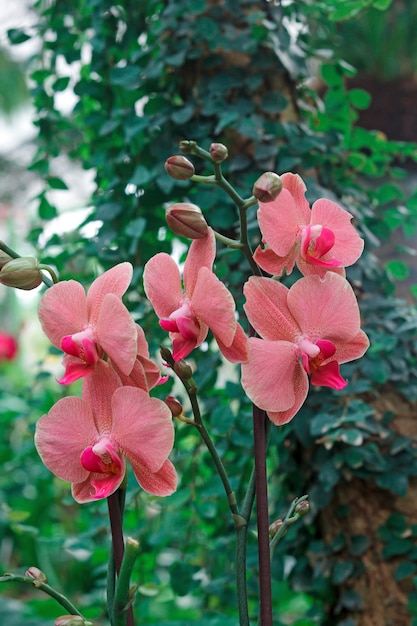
<box><xmin>179</xmin><ymin>140</ymin><xmax>196</xmax><ymax>154</ymax></box>
<box><xmin>209</xmin><ymin>142</ymin><xmax>228</xmax><ymax>162</ymax></box>
<box><xmin>166</xmin><ymin>202</ymin><xmax>209</xmax><ymax>239</ymax></box>
<box><xmin>0</xmin><ymin>257</ymin><xmax>43</xmax><ymax>290</ymax></box>
<box><xmin>25</xmin><ymin>566</ymin><xmax>48</xmax><ymax>584</ymax></box>
<box><xmin>253</xmin><ymin>172</ymin><xmax>283</xmax><ymax>203</ymax></box>
<box><xmin>173</xmin><ymin>359</ymin><xmax>193</xmax><ymax>381</ymax></box>
<box><xmin>165</xmin><ymin>155</ymin><xmax>195</xmax><ymax>180</ymax></box>
<box><xmin>165</xmin><ymin>395</ymin><xmax>183</xmax><ymax>417</ymax></box>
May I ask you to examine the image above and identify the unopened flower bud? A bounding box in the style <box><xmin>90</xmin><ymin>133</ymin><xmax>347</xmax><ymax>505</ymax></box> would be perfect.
<box><xmin>210</xmin><ymin>143</ymin><xmax>228</xmax><ymax>162</ymax></box>
<box><xmin>173</xmin><ymin>359</ymin><xmax>193</xmax><ymax>381</ymax></box>
<box><xmin>0</xmin><ymin>257</ymin><xmax>43</xmax><ymax>290</ymax></box>
<box><xmin>55</xmin><ymin>616</ymin><xmax>93</xmax><ymax>626</ymax></box>
<box><xmin>295</xmin><ymin>499</ymin><xmax>309</xmax><ymax>517</ymax></box>
<box><xmin>165</xmin><ymin>155</ymin><xmax>195</xmax><ymax>180</ymax></box>
<box><xmin>165</xmin><ymin>395</ymin><xmax>183</xmax><ymax>417</ymax></box>
<box><xmin>179</xmin><ymin>140</ymin><xmax>196</xmax><ymax>154</ymax></box>
<box><xmin>166</xmin><ymin>203</ymin><xmax>208</xmax><ymax>239</ymax></box>
<box><xmin>253</xmin><ymin>172</ymin><xmax>283</xmax><ymax>203</ymax></box>
<box><xmin>160</xmin><ymin>346</ymin><xmax>174</xmax><ymax>365</ymax></box>
<box><xmin>25</xmin><ymin>566</ymin><xmax>48</xmax><ymax>583</ymax></box>
<box><xmin>0</xmin><ymin>250</ymin><xmax>12</xmax><ymax>269</ymax></box>
<box><xmin>269</xmin><ymin>519</ymin><xmax>284</xmax><ymax>537</ymax></box>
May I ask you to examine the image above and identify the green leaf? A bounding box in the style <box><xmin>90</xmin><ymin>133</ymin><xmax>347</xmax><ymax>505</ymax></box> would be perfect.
<box><xmin>128</xmin><ymin>165</ymin><xmax>153</xmax><ymax>187</ymax></box>
<box><xmin>171</xmin><ymin>105</ymin><xmax>194</xmax><ymax>125</ymax></box>
<box><xmin>395</xmin><ymin>561</ymin><xmax>417</xmax><ymax>581</ymax></box>
<box><xmin>332</xmin><ymin>559</ymin><xmax>355</xmax><ymax>584</ymax></box>
<box><xmin>46</xmin><ymin>176</ymin><xmax>68</xmax><ymax>190</ymax></box>
<box><xmin>348</xmin><ymin>88</ymin><xmax>372</xmax><ymax>109</ymax></box>
<box><xmin>373</xmin><ymin>0</ymin><xmax>393</xmax><ymax>9</ymax></box>
<box><xmin>385</xmin><ymin>260</ymin><xmax>410</xmax><ymax>281</ymax></box>
<box><xmin>38</xmin><ymin>196</ymin><xmax>57</xmax><ymax>220</ymax></box>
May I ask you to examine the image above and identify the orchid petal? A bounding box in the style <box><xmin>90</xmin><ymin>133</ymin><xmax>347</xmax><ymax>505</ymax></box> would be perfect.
<box><xmin>192</xmin><ymin>267</ymin><xmax>237</xmax><ymax>347</ymax></box>
<box><xmin>183</xmin><ymin>228</ymin><xmax>215</xmax><ymax>296</ymax></box>
<box><xmin>253</xmin><ymin>244</ymin><xmax>296</xmax><ymax>277</ymax></box>
<box><xmin>87</xmin><ymin>262</ymin><xmax>133</xmax><ymax>324</ymax></box>
<box><xmin>38</xmin><ymin>281</ymin><xmax>88</xmax><ymax>348</ymax></box>
<box><xmin>95</xmin><ymin>294</ymin><xmax>137</xmax><ymax>375</ymax></box>
<box><xmin>216</xmin><ymin>322</ymin><xmax>249</xmax><ymax>363</ymax></box>
<box><xmin>57</xmin><ymin>356</ymin><xmax>94</xmax><ymax>385</ymax></box>
<box><xmin>241</xmin><ymin>338</ymin><xmax>300</xmax><ymax>412</ymax></box>
<box><xmin>310</xmin><ymin>360</ymin><xmax>348</xmax><ymax>389</ymax></box>
<box><xmin>266</xmin><ymin>363</ymin><xmax>309</xmax><ymax>425</ymax></box>
<box><xmin>287</xmin><ymin>273</ymin><xmax>361</xmax><ymax>342</ymax></box>
<box><xmin>143</xmin><ymin>254</ymin><xmax>183</xmax><ymax>318</ymax></box>
<box><xmin>131</xmin><ymin>458</ymin><xmax>177</xmax><ymax>496</ymax></box>
<box><xmin>111</xmin><ymin>386</ymin><xmax>174</xmax><ymax>473</ymax></box>
<box><xmin>244</xmin><ymin>276</ymin><xmax>299</xmax><ymax>341</ymax></box>
<box><xmin>35</xmin><ymin>397</ymin><xmax>97</xmax><ymax>483</ymax></box>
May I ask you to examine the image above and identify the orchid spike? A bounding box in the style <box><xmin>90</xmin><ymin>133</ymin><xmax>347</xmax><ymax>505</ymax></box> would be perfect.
<box><xmin>241</xmin><ymin>273</ymin><xmax>369</xmax><ymax>425</ymax></box>
<box><xmin>254</xmin><ymin>173</ymin><xmax>364</xmax><ymax>277</ymax></box>
<box><xmin>35</xmin><ymin>362</ymin><xmax>177</xmax><ymax>502</ymax></box>
<box><xmin>143</xmin><ymin>228</ymin><xmax>248</xmax><ymax>363</ymax></box>
<box><xmin>38</xmin><ymin>263</ymin><xmax>137</xmax><ymax>384</ymax></box>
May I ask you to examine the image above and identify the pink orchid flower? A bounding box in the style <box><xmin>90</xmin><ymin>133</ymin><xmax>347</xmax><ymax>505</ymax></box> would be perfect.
<box><xmin>35</xmin><ymin>361</ymin><xmax>177</xmax><ymax>502</ymax></box>
<box><xmin>143</xmin><ymin>229</ymin><xmax>248</xmax><ymax>363</ymax></box>
<box><xmin>39</xmin><ymin>263</ymin><xmax>137</xmax><ymax>384</ymax></box>
<box><xmin>0</xmin><ymin>331</ymin><xmax>18</xmax><ymax>361</ymax></box>
<box><xmin>241</xmin><ymin>273</ymin><xmax>369</xmax><ymax>425</ymax></box>
<box><xmin>254</xmin><ymin>173</ymin><xmax>364</xmax><ymax>277</ymax></box>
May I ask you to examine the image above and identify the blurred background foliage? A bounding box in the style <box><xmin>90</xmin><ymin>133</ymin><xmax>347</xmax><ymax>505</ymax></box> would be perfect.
<box><xmin>1</xmin><ymin>0</ymin><xmax>417</xmax><ymax>624</ymax></box>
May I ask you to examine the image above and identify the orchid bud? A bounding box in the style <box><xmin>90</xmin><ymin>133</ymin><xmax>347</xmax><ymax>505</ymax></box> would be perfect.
<box><xmin>295</xmin><ymin>499</ymin><xmax>309</xmax><ymax>517</ymax></box>
<box><xmin>165</xmin><ymin>395</ymin><xmax>183</xmax><ymax>417</ymax></box>
<box><xmin>179</xmin><ymin>140</ymin><xmax>196</xmax><ymax>154</ymax></box>
<box><xmin>0</xmin><ymin>257</ymin><xmax>43</xmax><ymax>290</ymax></box>
<box><xmin>166</xmin><ymin>202</ymin><xmax>208</xmax><ymax>239</ymax></box>
<box><xmin>173</xmin><ymin>359</ymin><xmax>193</xmax><ymax>381</ymax></box>
<box><xmin>0</xmin><ymin>250</ymin><xmax>12</xmax><ymax>269</ymax></box>
<box><xmin>269</xmin><ymin>519</ymin><xmax>284</xmax><ymax>537</ymax></box>
<box><xmin>25</xmin><ymin>566</ymin><xmax>48</xmax><ymax>583</ymax></box>
<box><xmin>165</xmin><ymin>155</ymin><xmax>195</xmax><ymax>180</ymax></box>
<box><xmin>55</xmin><ymin>617</ymin><xmax>93</xmax><ymax>626</ymax></box>
<box><xmin>253</xmin><ymin>172</ymin><xmax>283</xmax><ymax>203</ymax></box>
<box><xmin>210</xmin><ymin>142</ymin><xmax>228</xmax><ymax>162</ymax></box>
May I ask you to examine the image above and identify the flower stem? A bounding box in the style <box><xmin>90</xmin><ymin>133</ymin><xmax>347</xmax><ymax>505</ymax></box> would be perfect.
<box><xmin>252</xmin><ymin>403</ymin><xmax>273</xmax><ymax>626</ymax></box>
<box><xmin>0</xmin><ymin>574</ymin><xmax>86</xmax><ymax>618</ymax></box>
<box><xmin>113</xmin><ymin>538</ymin><xmax>140</xmax><ymax>626</ymax></box>
<box><xmin>169</xmin><ymin>355</ymin><xmax>250</xmax><ymax>626</ymax></box>
<box><xmin>107</xmin><ymin>486</ymin><xmax>135</xmax><ymax>626</ymax></box>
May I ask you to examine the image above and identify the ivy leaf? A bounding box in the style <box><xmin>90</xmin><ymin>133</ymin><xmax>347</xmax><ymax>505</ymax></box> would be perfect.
<box><xmin>385</xmin><ymin>260</ymin><xmax>410</xmax><ymax>281</ymax></box>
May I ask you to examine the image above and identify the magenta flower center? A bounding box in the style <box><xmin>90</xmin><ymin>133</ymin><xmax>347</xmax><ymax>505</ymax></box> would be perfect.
<box><xmin>299</xmin><ymin>225</ymin><xmax>340</xmax><ymax>267</ymax></box>
<box><xmin>298</xmin><ymin>337</ymin><xmax>347</xmax><ymax>390</ymax></box>
<box><xmin>80</xmin><ymin>437</ymin><xmax>123</xmax><ymax>476</ymax></box>
<box><xmin>61</xmin><ymin>327</ymin><xmax>100</xmax><ymax>365</ymax></box>
<box><xmin>159</xmin><ymin>301</ymin><xmax>200</xmax><ymax>340</ymax></box>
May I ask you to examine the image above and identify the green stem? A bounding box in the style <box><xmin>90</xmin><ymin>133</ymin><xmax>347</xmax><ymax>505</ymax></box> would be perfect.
<box><xmin>113</xmin><ymin>538</ymin><xmax>140</xmax><ymax>626</ymax></box>
<box><xmin>169</xmin><ymin>353</ymin><xmax>250</xmax><ymax>626</ymax></box>
<box><xmin>0</xmin><ymin>574</ymin><xmax>86</xmax><ymax>618</ymax></box>
<box><xmin>0</xmin><ymin>240</ymin><xmax>55</xmax><ymax>288</ymax></box>
<box><xmin>269</xmin><ymin>495</ymin><xmax>309</xmax><ymax>555</ymax></box>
